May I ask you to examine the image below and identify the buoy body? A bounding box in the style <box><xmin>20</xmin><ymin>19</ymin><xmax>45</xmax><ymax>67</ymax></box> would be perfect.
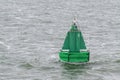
<box><xmin>59</xmin><ymin>23</ymin><xmax>90</xmax><ymax>63</ymax></box>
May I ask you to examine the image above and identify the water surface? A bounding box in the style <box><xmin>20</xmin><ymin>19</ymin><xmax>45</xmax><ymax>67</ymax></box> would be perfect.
<box><xmin>0</xmin><ymin>0</ymin><xmax>120</xmax><ymax>80</ymax></box>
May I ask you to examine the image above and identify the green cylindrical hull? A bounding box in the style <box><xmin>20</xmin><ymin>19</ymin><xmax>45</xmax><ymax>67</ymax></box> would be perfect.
<box><xmin>59</xmin><ymin>51</ymin><xmax>89</xmax><ymax>63</ymax></box>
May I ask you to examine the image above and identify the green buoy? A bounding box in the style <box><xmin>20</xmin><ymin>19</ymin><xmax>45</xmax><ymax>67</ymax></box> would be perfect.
<box><xmin>59</xmin><ymin>20</ymin><xmax>90</xmax><ymax>63</ymax></box>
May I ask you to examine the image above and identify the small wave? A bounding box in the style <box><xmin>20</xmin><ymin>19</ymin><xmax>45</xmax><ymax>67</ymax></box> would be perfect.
<box><xmin>115</xmin><ymin>60</ymin><xmax>120</xmax><ymax>63</ymax></box>
<box><xmin>0</xmin><ymin>41</ymin><xmax>10</xmax><ymax>49</ymax></box>
<box><xmin>19</xmin><ymin>63</ymin><xmax>34</xmax><ymax>69</ymax></box>
<box><xmin>41</xmin><ymin>20</ymin><xmax>53</xmax><ymax>24</ymax></box>
<box><xmin>50</xmin><ymin>54</ymin><xmax>58</xmax><ymax>59</ymax></box>
<box><xmin>41</xmin><ymin>66</ymin><xmax>56</xmax><ymax>70</ymax></box>
<box><xmin>48</xmin><ymin>54</ymin><xmax>59</xmax><ymax>63</ymax></box>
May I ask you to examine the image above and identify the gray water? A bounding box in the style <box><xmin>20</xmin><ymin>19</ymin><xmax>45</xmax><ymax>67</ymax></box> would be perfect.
<box><xmin>0</xmin><ymin>0</ymin><xmax>120</xmax><ymax>80</ymax></box>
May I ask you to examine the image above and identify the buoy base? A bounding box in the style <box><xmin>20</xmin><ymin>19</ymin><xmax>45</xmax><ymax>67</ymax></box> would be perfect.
<box><xmin>59</xmin><ymin>51</ymin><xmax>89</xmax><ymax>63</ymax></box>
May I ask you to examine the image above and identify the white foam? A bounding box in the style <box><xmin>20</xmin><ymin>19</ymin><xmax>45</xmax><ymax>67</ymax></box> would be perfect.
<box><xmin>0</xmin><ymin>41</ymin><xmax>10</xmax><ymax>49</ymax></box>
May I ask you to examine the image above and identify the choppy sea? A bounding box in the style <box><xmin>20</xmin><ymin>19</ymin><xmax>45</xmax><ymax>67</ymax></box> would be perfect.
<box><xmin>0</xmin><ymin>0</ymin><xmax>120</xmax><ymax>80</ymax></box>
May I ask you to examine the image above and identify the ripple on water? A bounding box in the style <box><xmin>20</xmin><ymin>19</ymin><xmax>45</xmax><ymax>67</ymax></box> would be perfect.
<box><xmin>115</xmin><ymin>59</ymin><xmax>120</xmax><ymax>63</ymax></box>
<box><xmin>18</xmin><ymin>63</ymin><xmax>34</xmax><ymax>70</ymax></box>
